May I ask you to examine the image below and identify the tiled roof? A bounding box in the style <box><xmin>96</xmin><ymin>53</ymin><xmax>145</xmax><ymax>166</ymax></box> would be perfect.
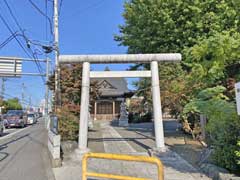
<box><xmin>91</xmin><ymin>77</ymin><xmax>130</xmax><ymax>97</ymax></box>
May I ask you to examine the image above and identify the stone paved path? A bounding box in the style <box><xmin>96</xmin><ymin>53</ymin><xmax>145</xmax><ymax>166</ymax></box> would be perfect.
<box><xmin>53</xmin><ymin>121</ymin><xmax>212</xmax><ymax>180</ymax></box>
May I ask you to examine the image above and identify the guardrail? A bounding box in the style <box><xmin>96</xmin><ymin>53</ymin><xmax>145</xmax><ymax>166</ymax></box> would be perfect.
<box><xmin>82</xmin><ymin>153</ymin><xmax>164</xmax><ymax>180</ymax></box>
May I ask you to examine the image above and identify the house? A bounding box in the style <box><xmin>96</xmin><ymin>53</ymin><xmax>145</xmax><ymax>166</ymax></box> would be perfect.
<box><xmin>90</xmin><ymin>75</ymin><xmax>133</xmax><ymax>121</ymax></box>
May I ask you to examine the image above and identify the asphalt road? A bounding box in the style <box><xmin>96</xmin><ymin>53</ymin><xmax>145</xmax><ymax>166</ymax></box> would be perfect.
<box><xmin>0</xmin><ymin>118</ymin><xmax>55</xmax><ymax>180</ymax></box>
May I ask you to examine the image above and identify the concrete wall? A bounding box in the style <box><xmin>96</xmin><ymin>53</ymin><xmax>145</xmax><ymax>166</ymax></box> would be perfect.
<box><xmin>48</xmin><ymin>130</ymin><xmax>61</xmax><ymax>167</ymax></box>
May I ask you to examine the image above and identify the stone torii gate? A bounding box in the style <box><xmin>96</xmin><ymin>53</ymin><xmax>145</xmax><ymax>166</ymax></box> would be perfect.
<box><xmin>59</xmin><ymin>53</ymin><xmax>181</xmax><ymax>154</ymax></box>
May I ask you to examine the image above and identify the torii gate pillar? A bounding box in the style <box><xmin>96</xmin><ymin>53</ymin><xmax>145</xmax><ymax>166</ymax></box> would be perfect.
<box><xmin>151</xmin><ymin>61</ymin><xmax>165</xmax><ymax>150</ymax></box>
<box><xmin>78</xmin><ymin>62</ymin><xmax>90</xmax><ymax>152</ymax></box>
<box><xmin>59</xmin><ymin>53</ymin><xmax>182</xmax><ymax>154</ymax></box>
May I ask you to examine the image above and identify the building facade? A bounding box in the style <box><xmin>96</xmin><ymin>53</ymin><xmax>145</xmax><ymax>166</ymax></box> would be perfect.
<box><xmin>90</xmin><ymin>77</ymin><xmax>132</xmax><ymax>121</ymax></box>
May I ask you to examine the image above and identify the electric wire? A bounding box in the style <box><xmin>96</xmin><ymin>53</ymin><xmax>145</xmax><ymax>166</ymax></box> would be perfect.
<box><xmin>1</xmin><ymin>2</ymin><xmax>45</xmax><ymax>82</ymax></box>
<box><xmin>0</xmin><ymin>12</ymin><xmax>45</xmax><ymax>83</ymax></box>
<box><xmin>2</xmin><ymin>92</ymin><xmax>40</xmax><ymax>108</ymax></box>
<box><xmin>59</xmin><ymin>0</ymin><xmax>63</xmax><ymax>16</ymax></box>
<box><xmin>27</xmin><ymin>0</ymin><xmax>53</xmax><ymax>35</ymax></box>
<box><xmin>3</xmin><ymin>0</ymin><xmax>45</xmax><ymax>74</ymax></box>
<box><xmin>3</xmin><ymin>0</ymin><xmax>24</xmax><ymax>33</ymax></box>
<box><xmin>0</xmin><ymin>12</ymin><xmax>33</xmax><ymax>62</ymax></box>
<box><xmin>0</xmin><ymin>31</ymin><xmax>18</xmax><ymax>49</ymax></box>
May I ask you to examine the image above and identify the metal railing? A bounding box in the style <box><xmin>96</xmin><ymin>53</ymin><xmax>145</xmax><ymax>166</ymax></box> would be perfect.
<box><xmin>82</xmin><ymin>153</ymin><xmax>164</xmax><ymax>180</ymax></box>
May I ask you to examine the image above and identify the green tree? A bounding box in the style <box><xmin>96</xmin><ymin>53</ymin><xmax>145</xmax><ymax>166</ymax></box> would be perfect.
<box><xmin>182</xmin><ymin>86</ymin><xmax>240</xmax><ymax>171</ymax></box>
<box><xmin>4</xmin><ymin>98</ymin><xmax>22</xmax><ymax>110</ymax></box>
<box><xmin>116</xmin><ymin>0</ymin><xmax>240</xmax><ymax>172</ymax></box>
<box><xmin>115</xmin><ymin>0</ymin><xmax>240</xmax><ymax>116</ymax></box>
<box><xmin>116</xmin><ymin>0</ymin><xmax>240</xmax><ymax>54</ymax></box>
<box><xmin>184</xmin><ymin>32</ymin><xmax>240</xmax><ymax>88</ymax></box>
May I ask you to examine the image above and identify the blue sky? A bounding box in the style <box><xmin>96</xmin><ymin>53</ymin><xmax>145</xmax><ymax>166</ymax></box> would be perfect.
<box><xmin>0</xmin><ymin>0</ymin><xmax>136</xmax><ymax>108</ymax></box>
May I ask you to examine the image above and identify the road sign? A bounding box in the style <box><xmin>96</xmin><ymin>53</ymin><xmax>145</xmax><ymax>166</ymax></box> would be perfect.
<box><xmin>235</xmin><ymin>82</ymin><xmax>240</xmax><ymax>115</ymax></box>
<box><xmin>0</xmin><ymin>57</ymin><xmax>22</xmax><ymax>77</ymax></box>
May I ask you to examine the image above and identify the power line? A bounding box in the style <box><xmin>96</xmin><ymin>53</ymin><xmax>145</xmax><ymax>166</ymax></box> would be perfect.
<box><xmin>0</xmin><ymin>31</ymin><xmax>52</xmax><ymax>51</ymax></box>
<box><xmin>2</xmin><ymin>0</ymin><xmax>45</xmax><ymax>75</ymax></box>
<box><xmin>45</xmin><ymin>0</ymin><xmax>48</xmax><ymax>41</ymax></box>
<box><xmin>3</xmin><ymin>92</ymin><xmax>39</xmax><ymax>108</ymax></box>
<box><xmin>59</xmin><ymin>0</ymin><xmax>63</xmax><ymax>16</ymax></box>
<box><xmin>3</xmin><ymin>0</ymin><xmax>24</xmax><ymax>33</ymax></box>
<box><xmin>0</xmin><ymin>31</ymin><xmax>18</xmax><ymax>49</ymax></box>
<box><xmin>0</xmin><ymin>12</ymin><xmax>33</xmax><ymax>61</ymax></box>
<box><xmin>0</xmin><ymin>3</ymin><xmax>45</xmax><ymax>82</ymax></box>
<box><xmin>0</xmin><ymin>12</ymin><xmax>45</xmax><ymax>82</ymax></box>
<box><xmin>27</xmin><ymin>0</ymin><xmax>53</xmax><ymax>35</ymax></box>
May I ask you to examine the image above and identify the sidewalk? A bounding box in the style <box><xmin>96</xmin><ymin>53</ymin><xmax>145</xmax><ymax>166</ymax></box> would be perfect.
<box><xmin>53</xmin><ymin>121</ymin><xmax>211</xmax><ymax>180</ymax></box>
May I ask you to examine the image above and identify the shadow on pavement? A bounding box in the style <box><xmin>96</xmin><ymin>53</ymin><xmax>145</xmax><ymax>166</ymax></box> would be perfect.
<box><xmin>89</xmin><ymin>121</ymin><xmax>208</xmax><ymax>176</ymax></box>
<box><xmin>0</xmin><ymin>134</ymin><xmax>29</xmax><ymax>164</ymax></box>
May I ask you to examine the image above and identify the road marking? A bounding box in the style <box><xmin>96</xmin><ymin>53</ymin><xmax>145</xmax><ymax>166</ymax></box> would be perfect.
<box><xmin>0</xmin><ymin>126</ymin><xmax>31</xmax><ymax>141</ymax></box>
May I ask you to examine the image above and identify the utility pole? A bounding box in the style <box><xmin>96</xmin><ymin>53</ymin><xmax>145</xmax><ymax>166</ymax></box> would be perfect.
<box><xmin>22</xmin><ymin>83</ymin><xmax>25</xmax><ymax>110</ymax></box>
<box><xmin>54</xmin><ymin>0</ymin><xmax>60</xmax><ymax>110</ymax></box>
<box><xmin>45</xmin><ymin>58</ymin><xmax>49</xmax><ymax>116</ymax></box>
<box><xmin>1</xmin><ymin>78</ymin><xmax>6</xmax><ymax>99</ymax></box>
<box><xmin>29</xmin><ymin>96</ymin><xmax>32</xmax><ymax>110</ymax></box>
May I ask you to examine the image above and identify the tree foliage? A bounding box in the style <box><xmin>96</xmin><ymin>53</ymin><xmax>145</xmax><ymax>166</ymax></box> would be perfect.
<box><xmin>48</xmin><ymin>64</ymin><xmax>100</xmax><ymax>140</ymax></box>
<box><xmin>117</xmin><ymin>0</ymin><xmax>240</xmax><ymax>172</ymax></box>
<box><xmin>236</xmin><ymin>141</ymin><xmax>240</xmax><ymax>166</ymax></box>
<box><xmin>48</xmin><ymin>64</ymin><xmax>99</xmax><ymax>115</ymax></box>
<box><xmin>182</xmin><ymin>86</ymin><xmax>240</xmax><ymax>171</ymax></box>
<box><xmin>116</xmin><ymin>0</ymin><xmax>240</xmax><ymax>117</ymax></box>
<box><xmin>184</xmin><ymin>32</ymin><xmax>240</xmax><ymax>88</ymax></box>
<box><xmin>4</xmin><ymin>98</ymin><xmax>22</xmax><ymax>111</ymax></box>
<box><xmin>116</xmin><ymin>0</ymin><xmax>240</xmax><ymax>54</ymax></box>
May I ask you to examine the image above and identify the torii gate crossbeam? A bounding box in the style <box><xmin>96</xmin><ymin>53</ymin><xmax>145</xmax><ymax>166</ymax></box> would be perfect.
<box><xmin>59</xmin><ymin>53</ymin><xmax>182</xmax><ymax>154</ymax></box>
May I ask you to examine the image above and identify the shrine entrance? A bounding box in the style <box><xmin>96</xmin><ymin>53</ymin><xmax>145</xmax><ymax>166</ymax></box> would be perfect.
<box><xmin>59</xmin><ymin>53</ymin><xmax>181</xmax><ymax>153</ymax></box>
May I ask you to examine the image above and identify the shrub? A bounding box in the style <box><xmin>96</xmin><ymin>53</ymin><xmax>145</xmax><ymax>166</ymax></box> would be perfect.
<box><xmin>128</xmin><ymin>112</ymin><xmax>152</xmax><ymax>123</ymax></box>
<box><xmin>182</xmin><ymin>86</ymin><xmax>240</xmax><ymax>172</ymax></box>
<box><xmin>235</xmin><ymin>141</ymin><xmax>240</xmax><ymax>166</ymax></box>
<box><xmin>57</xmin><ymin>107</ymin><xmax>79</xmax><ymax>141</ymax></box>
<box><xmin>205</xmin><ymin>102</ymin><xmax>240</xmax><ymax>172</ymax></box>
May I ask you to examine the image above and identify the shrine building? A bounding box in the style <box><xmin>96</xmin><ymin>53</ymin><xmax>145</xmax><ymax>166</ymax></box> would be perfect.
<box><xmin>90</xmin><ymin>70</ymin><xmax>133</xmax><ymax>121</ymax></box>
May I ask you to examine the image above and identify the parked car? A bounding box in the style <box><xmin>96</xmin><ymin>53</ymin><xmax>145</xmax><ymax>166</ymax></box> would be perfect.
<box><xmin>27</xmin><ymin>113</ymin><xmax>37</xmax><ymax>125</ymax></box>
<box><xmin>4</xmin><ymin>110</ymin><xmax>27</xmax><ymax>128</ymax></box>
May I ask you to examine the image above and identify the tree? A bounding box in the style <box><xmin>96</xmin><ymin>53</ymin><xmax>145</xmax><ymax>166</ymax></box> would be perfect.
<box><xmin>184</xmin><ymin>32</ymin><xmax>240</xmax><ymax>88</ymax></box>
<box><xmin>116</xmin><ymin>0</ymin><xmax>240</xmax><ymax>172</ymax></box>
<box><xmin>47</xmin><ymin>64</ymin><xmax>100</xmax><ymax>140</ymax></box>
<box><xmin>115</xmin><ymin>0</ymin><xmax>240</xmax><ymax>116</ymax></box>
<box><xmin>116</xmin><ymin>0</ymin><xmax>240</xmax><ymax>54</ymax></box>
<box><xmin>4</xmin><ymin>98</ymin><xmax>22</xmax><ymax>110</ymax></box>
<box><xmin>182</xmin><ymin>86</ymin><xmax>240</xmax><ymax>171</ymax></box>
<box><xmin>181</xmin><ymin>32</ymin><xmax>240</xmax><ymax>171</ymax></box>
<box><xmin>48</xmin><ymin>64</ymin><xmax>99</xmax><ymax>114</ymax></box>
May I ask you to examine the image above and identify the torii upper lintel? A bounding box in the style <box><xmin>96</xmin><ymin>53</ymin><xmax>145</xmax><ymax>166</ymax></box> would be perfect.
<box><xmin>59</xmin><ymin>53</ymin><xmax>181</xmax><ymax>64</ymax></box>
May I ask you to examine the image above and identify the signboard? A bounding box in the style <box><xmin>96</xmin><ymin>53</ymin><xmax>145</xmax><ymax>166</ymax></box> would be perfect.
<box><xmin>50</xmin><ymin>115</ymin><xmax>58</xmax><ymax>135</ymax></box>
<box><xmin>235</xmin><ymin>82</ymin><xmax>240</xmax><ymax>115</ymax></box>
<box><xmin>0</xmin><ymin>57</ymin><xmax>22</xmax><ymax>77</ymax></box>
